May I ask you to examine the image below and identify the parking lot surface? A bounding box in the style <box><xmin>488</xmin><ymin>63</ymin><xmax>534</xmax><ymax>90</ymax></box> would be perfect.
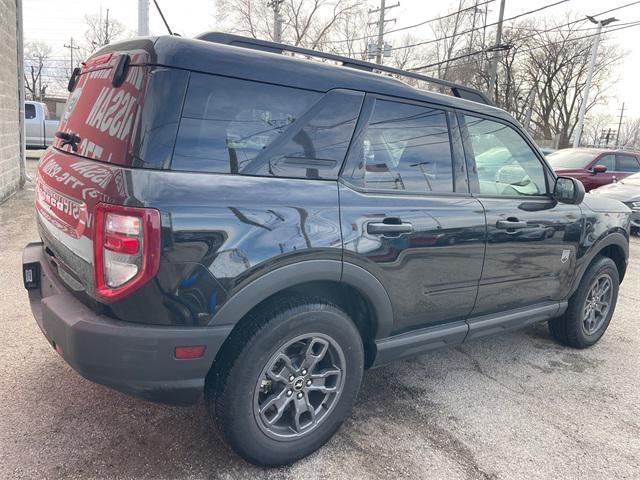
<box><xmin>1</xmin><ymin>159</ymin><xmax>639</xmax><ymax>479</ymax></box>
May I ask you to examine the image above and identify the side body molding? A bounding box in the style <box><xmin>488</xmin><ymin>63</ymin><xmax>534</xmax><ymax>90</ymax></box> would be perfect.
<box><xmin>208</xmin><ymin>260</ymin><xmax>395</xmax><ymax>340</ymax></box>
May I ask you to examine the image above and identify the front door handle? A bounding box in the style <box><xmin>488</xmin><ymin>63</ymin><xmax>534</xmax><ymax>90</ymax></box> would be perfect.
<box><xmin>367</xmin><ymin>222</ymin><xmax>413</xmax><ymax>235</ymax></box>
<box><xmin>496</xmin><ymin>219</ymin><xmax>527</xmax><ymax>230</ymax></box>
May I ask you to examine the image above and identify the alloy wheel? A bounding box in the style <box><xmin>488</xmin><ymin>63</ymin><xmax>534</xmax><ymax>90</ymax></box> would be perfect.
<box><xmin>583</xmin><ymin>273</ymin><xmax>613</xmax><ymax>335</ymax></box>
<box><xmin>253</xmin><ymin>333</ymin><xmax>345</xmax><ymax>440</ymax></box>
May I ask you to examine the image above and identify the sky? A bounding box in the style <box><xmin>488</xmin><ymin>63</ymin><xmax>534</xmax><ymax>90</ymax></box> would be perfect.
<box><xmin>22</xmin><ymin>0</ymin><xmax>640</xmax><ymax>122</ymax></box>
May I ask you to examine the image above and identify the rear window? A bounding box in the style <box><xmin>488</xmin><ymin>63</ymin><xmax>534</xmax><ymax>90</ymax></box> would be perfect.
<box><xmin>171</xmin><ymin>73</ymin><xmax>363</xmax><ymax>179</ymax></box>
<box><xmin>56</xmin><ymin>53</ymin><xmax>189</xmax><ymax>169</ymax></box>
<box><xmin>25</xmin><ymin>103</ymin><xmax>36</xmax><ymax>119</ymax></box>
<box><xmin>56</xmin><ymin>55</ymin><xmax>148</xmax><ymax>164</ymax></box>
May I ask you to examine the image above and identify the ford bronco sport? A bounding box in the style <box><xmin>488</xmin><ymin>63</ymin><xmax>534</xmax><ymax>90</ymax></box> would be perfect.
<box><xmin>23</xmin><ymin>33</ymin><xmax>631</xmax><ymax>466</ymax></box>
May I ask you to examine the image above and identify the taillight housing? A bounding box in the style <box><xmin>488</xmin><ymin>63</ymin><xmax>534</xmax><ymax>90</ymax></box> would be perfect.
<box><xmin>93</xmin><ymin>203</ymin><xmax>161</xmax><ymax>301</ymax></box>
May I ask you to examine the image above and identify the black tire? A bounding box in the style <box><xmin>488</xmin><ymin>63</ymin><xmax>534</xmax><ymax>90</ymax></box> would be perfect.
<box><xmin>549</xmin><ymin>256</ymin><xmax>619</xmax><ymax>348</ymax></box>
<box><xmin>209</xmin><ymin>295</ymin><xmax>364</xmax><ymax>467</ymax></box>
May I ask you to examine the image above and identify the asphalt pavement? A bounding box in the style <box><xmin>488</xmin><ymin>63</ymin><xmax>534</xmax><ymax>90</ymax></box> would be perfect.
<box><xmin>1</xmin><ymin>158</ymin><xmax>638</xmax><ymax>479</ymax></box>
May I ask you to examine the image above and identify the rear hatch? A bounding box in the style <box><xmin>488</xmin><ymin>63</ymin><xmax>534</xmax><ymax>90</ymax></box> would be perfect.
<box><xmin>35</xmin><ymin>41</ymin><xmax>185</xmax><ymax>301</ymax></box>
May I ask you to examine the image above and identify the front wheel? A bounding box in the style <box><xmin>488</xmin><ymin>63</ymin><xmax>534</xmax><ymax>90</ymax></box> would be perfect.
<box><xmin>209</xmin><ymin>296</ymin><xmax>364</xmax><ymax>466</ymax></box>
<box><xmin>549</xmin><ymin>256</ymin><xmax>619</xmax><ymax>348</ymax></box>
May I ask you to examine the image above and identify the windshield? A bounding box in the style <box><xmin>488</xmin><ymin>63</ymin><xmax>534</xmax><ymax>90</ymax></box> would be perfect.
<box><xmin>546</xmin><ymin>150</ymin><xmax>598</xmax><ymax>169</ymax></box>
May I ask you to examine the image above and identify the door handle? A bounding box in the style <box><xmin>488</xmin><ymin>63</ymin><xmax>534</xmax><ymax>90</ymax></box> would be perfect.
<box><xmin>367</xmin><ymin>221</ymin><xmax>413</xmax><ymax>235</ymax></box>
<box><xmin>496</xmin><ymin>219</ymin><xmax>527</xmax><ymax>230</ymax></box>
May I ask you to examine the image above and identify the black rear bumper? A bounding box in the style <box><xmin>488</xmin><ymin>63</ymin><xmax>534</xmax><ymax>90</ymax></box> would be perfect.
<box><xmin>22</xmin><ymin>242</ymin><xmax>232</xmax><ymax>406</ymax></box>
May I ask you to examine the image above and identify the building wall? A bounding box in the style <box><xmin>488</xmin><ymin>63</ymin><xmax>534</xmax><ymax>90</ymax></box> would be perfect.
<box><xmin>0</xmin><ymin>0</ymin><xmax>21</xmax><ymax>203</ymax></box>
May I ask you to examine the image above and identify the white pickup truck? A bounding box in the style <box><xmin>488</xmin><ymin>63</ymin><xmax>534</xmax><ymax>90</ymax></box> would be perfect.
<box><xmin>25</xmin><ymin>101</ymin><xmax>58</xmax><ymax>148</ymax></box>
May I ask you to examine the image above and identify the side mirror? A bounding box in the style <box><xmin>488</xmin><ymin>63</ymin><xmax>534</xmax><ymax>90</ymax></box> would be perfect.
<box><xmin>553</xmin><ymin>176</ymin><xmax>585</xmax><ymax>205</ymax></box>
<box><xmin>592</xmin><ymin>164</ymin><xmax>608</xmax><ymax>174</ymax></box>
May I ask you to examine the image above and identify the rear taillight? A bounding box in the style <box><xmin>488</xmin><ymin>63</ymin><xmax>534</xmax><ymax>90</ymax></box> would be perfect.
<box><xmin>94</xmin><ymin>203</ymin><xmax>161</xmax><ymax>301</ymax></box>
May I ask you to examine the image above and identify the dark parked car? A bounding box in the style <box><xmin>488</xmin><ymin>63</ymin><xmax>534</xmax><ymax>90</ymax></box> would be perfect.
<box><xmin>591</xmin><ymin>172</ymin><xmax>640</xmax><ymax>234</ymax></box>
<box><xmin>22</xmin><ymin>33</ymin><xmax>631</xmax><ymax>466</ymax></box>
<box><xmin>547</xmin><ymin>147</ymin><xmax>640</xmax><ymax>191</ymax></box>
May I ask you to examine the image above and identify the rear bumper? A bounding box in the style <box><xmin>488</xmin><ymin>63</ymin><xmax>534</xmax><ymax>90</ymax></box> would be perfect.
<box><xmin>22</xmin><ymin>242</ymin><xmax>232</xmax><ymax>406</ymax></box>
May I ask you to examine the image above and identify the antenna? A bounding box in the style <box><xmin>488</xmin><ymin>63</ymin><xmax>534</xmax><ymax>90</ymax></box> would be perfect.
<box><xmin>153</xmin><ymin>0</ymin><xmax>173</xmax><ymax>35</ymax></box>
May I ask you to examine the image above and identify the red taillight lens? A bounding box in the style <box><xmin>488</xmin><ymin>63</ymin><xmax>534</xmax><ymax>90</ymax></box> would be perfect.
<box><xmin>94</xmin><ymin>203</ymin><xmax>161</xmax><ymax>301</ymax></box>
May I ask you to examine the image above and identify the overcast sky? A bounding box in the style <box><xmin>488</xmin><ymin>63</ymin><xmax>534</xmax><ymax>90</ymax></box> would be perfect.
<box><xmin>23</xmin><ymin>0</ymin><xmax>640</xmax><ymax>121</ymax></box>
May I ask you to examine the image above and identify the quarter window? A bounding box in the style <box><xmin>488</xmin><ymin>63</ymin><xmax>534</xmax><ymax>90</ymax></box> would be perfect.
<box><xmin>243</xmin><ymin>90</ymin><xmax>364</xmax><ymax>179</ymax></box>
<box><xmin>172</xmin><ymin>73</ymin><xmax>320</xmax><ymax>174</ymax></box>
<box><xmin>346</xmin><ymin>99</ymin><xmax>454</xmax><ymax>193</ymax></box>
<box><xmin>463</xmin><ymin>115</ymin><xmax>547</xmax><ymax>196</ymax></box>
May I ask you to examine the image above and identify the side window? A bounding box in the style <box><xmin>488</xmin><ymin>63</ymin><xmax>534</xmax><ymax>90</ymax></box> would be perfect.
<box><xmin>172</xmin><ymin>73</ymin><xmax>320</xmax><ymax>174</ymax></box>
<box><xmin>596</xmin><ymin>154</ymin><xmax>616</xmax><ymax>171</ymax></box>
<box><xmin>463</xmin><ymin>115</ymin><xmax>547</xmax><ymax>196</ymax></box>
<box><xmin>244</xmin><ymin>90</ymin><xmax>364</xmax><ymax>179</ymax></box>
<box><xmin>346</xmin><ymin>99</ymin><xmax>454</xmax><ymax>193</ymax></box>
<box><xmin>25</xmin><ymin>104</ymin><xmax>36</xmax><ymax>119</ymax></box>
<box><xmin>615</xmin><ymin>154</ymin><xmax>640</xmax><ymax>173</ymax></box>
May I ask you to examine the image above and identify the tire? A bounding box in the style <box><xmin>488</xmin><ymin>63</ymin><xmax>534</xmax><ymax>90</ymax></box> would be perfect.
<box><xmin>549</xmin><ymin>256</ymin><xmax>619</xmax><ymax>348</ymax></box>
<box><xmin>209</xmin><ymin>295</ymin><xmax>364</xmax><ymax>466</ymax></box>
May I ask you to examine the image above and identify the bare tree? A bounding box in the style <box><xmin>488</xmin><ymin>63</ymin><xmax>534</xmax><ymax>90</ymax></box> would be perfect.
<box><xmin>23</xmin><ymin>41</ymin><xmax>52</xmax><ymax>101</ymax></box>
<box><xmin>524</xmin><ymin>17</ymin><xmax>623</xmax><ymax>148</ymax></box>
<box><xmin>428</xmin><ymin>1</ymin><xmax>476</xmax><ymax>81</ymax></box>
<box><xmin>617</xmin><ymin>117</ymin><xmax>640</xmax><ymax>149</ymax></box>
<box><xmin>216</xmin><ymin>0</ymin><xmax>360</xmax><ymax>48</ymax></box>
<box><xmin>583</xmin><ymin>112</ymin><xmax>614</xmax><ymax>147</ymax></box>
<box><xmin>84</xmin><ymin>12</ymin><xmax>126</xmax><ymax>53</ymax></box>
<box><xmin>322</xmin><ymin>6</ymin><xmax>371</xmax><ymax>59</ymax></box>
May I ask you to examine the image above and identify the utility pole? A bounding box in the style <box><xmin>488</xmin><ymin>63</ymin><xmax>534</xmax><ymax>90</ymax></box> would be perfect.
<box><xmin>369</xmin><ymin>0</ymin><xmax>399</xmax><ymax>64</ymax></box>
<box><xmin>63</xmin><ymin>37</ymin><xmax>80</xmax><ymax>78</ymax></box>
<box><xmin>268</xmin><ymin>0</ymin><xmax>284</xmax><ymax>43</ymax></box>
<box><xmin>616</xmin><ymin>102</ymin><xmax>625</xmax><ymax>147</ymax></box>
<box><xmin>38</xmin><ymin>58</ymin><xmax>42</xmax><ymax>101</ymax></box>
<box><xmin>138</xmin><ymin>0</ymin><xmax>149</xmax><ymax>36</ymax></box>
<box><xmin>573</xmin><ymin>15</ymin><xmax>618</xmax><ymax>148</ymax></box>
<box><xmin>524</xmin><ymin>83</ymin><xmax>537</xmax><ymax>133</ymax></box>
<box><xmin>104</xmin><ymin>8</ymin><xmax>110</xmax><ymax>46</ymax></box>
<box><xmin>487</xmin><ymin>0</ymin><xmax>505</xmax><ymax>102</ymax></box>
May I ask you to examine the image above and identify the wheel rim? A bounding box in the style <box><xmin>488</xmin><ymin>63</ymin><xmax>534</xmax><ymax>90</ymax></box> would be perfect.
<box><xmin>583</xmin><ymin>273</ymin><xmax>613</xmax><ymax>335</ymax></box>
<box><xmin>253</xmin><ymin>333</ymin><xmax>346</xmax><ymax>440</ymax></box>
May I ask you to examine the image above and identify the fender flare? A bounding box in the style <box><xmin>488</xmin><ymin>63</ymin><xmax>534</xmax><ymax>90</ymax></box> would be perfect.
<box><xmin>570</xmin><ymin>231</ymin><xmax>629</xmax><ymax>296</ymax></box>
<box><xmin>208</xmin><ymin>260</ymin><xmax>394</xmax><ymax>339</ymax></box>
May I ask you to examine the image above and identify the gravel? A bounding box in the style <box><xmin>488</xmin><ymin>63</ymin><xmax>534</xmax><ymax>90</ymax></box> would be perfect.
<box><xmin>1</xmin><ymin>159</ymin><xmax>639</xmax><ymax>479</ymax></box>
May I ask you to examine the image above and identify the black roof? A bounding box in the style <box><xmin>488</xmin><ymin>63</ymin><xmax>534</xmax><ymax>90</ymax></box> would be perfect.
<box><xmin>98</xmin><ymin>34</ymin><xmax>514</xmax><ymax>124</ymax></box>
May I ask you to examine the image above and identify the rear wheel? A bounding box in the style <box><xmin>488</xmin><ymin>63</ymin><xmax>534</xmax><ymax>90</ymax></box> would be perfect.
<box><xmin>549</xmin><ymin>256</ymin><xmax>619</xmax><ymax>348</ymax></box>
<box><xmin>209</xmin><ymin>296</ymin><xmax>364</xmax><ymax>466</ymax></box>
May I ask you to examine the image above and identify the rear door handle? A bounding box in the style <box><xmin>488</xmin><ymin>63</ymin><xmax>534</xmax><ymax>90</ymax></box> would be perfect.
<box><xmin>367</xmin><ymin>222</ymin><xmax>413</xmax><ymax>235</ymax></box>
<box><xmin>496</xmin><ymin>219</ymin><xmax>527</xmax><ymax>230</ymax></box>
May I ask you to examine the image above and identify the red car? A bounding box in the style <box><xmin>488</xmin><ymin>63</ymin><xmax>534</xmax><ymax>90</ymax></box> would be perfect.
<box><xmin>547</xmin><ymin>148</ymin><xmax>640</xmax><ymax>191</ymax></box>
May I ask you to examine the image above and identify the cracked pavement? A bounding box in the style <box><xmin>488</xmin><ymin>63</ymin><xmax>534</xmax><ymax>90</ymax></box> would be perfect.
<box><xmin>1</xmin><ymin>159</ymin><xmax>639</xmax><ymax>479</ymax></box>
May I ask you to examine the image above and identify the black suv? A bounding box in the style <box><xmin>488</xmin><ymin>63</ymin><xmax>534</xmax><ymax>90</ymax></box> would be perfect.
<box><xmin>22</xmin><ymin>33</ymin><xmax>631</xmax><ymax>466</ymax></box>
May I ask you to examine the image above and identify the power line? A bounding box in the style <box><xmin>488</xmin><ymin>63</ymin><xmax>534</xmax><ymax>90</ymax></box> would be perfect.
<box><xmin>413</xmin><ymin>19</ymin><xmax>640</xmax><ymax>73</ymax></box>
<box><xmin>323</xmin><ymin>0</ymin><xmax>496</xmax><ymax>44</ymax></box>
<box><xmin>388</xmin><ymin>0</ymin><xmax>570</xmax><ymax>52</ymax></box>
<box><xmin>338</xmin><ymin>0</ymin><xmax>570</xmax><ymax>55</ymax></box>
<box><xmin>406</xmin><ymin>1</ymin><xmax>640</xmax><ymax>73</ymax></box>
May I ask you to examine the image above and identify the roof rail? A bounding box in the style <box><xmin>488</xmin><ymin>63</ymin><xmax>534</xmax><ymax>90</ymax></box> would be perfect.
<box><xmin>194</xmin><ymin>32</ymin><xmax>494</xmax><ymax>106</ymax></box>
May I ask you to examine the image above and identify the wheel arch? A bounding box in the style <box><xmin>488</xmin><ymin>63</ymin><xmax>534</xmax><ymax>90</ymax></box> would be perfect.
<box><xmin>571</xmin><ymin>232</ymin><xmax>629</xmax><ymax>296</ymax></box>
<box><xmin>208</xmin><ymin>260</ymin><xmax>393</xmax><ymax>368</ymax></box>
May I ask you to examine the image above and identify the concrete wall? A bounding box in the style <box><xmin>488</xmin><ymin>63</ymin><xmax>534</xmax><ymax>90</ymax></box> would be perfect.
<box><xmin>0</xmin><ymin>0</ymin><xmax>21</xmax><ymax>203</ymax></box>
